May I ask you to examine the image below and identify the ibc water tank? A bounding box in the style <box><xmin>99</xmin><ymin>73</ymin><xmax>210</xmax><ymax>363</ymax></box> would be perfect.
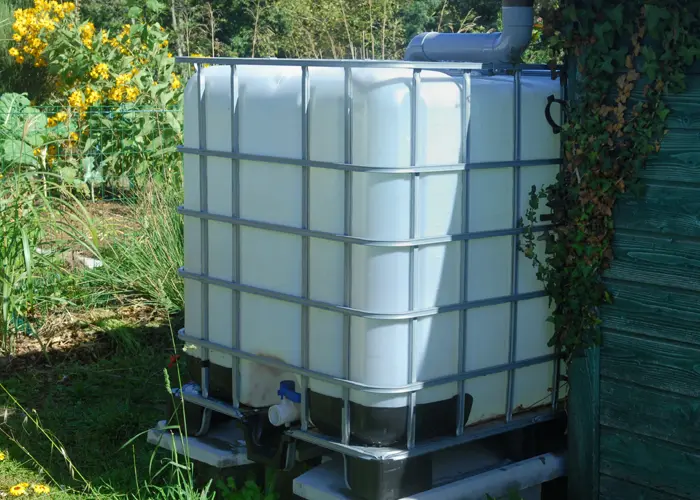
<box><xmin>180</xmin><ymin>61</ymin><xmax>563</xmax><ymax>448</ymax></box>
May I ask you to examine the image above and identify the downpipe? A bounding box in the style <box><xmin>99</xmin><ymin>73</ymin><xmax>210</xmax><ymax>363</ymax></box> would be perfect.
<box><xmin>404</xmin><ymin>0</ymin><xmax>535</xmax><ymax>64</ymax></box>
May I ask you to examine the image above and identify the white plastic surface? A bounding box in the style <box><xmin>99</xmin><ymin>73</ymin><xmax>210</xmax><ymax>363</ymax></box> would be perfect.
<box><xmin>182</xmin><ymin>64</ymin><xmax>563</xmax><ymax>423</ymax></box>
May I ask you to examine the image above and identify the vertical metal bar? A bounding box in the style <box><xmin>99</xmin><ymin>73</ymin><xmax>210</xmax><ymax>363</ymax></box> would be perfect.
<box><xmin>197</xmin><ymin>67</ymin><xmax>211</xmax><ymax>401</ymax></box>
<box><xmin>230</xmin><ymin>63</ymin><xmax>241</xmax><ymax>408</ymax></box>
<box><xmin>456</xmin><ymin>70</ymin><xmax>471</xmax><ymax>436</ymax></box>
<box><xmin>506</xmin><ymin>70</ymin><xmax>522</xmax><ymax>422</ymax></box>
<box><xmin>551</xmin><ymin>69</ymin><xmax>566</xmax><ymax>410</ymax></box>
<box><xmin>406</xmin><ymin>68</ymin><xmax>420</xmax><ymax>449</ymax></box>
<box><xmin>300</xmin><ymin>66</ymin><xmax>311</xmax><ymax>432</ymax></box>
<box><xmin>342</xmin><ymin>66</ymin><xmax>353</xmax><ymax>445</ymax></box>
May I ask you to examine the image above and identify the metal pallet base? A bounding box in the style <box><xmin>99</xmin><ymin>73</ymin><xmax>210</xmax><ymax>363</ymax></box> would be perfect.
<box><xmin>147</xmin><ymin>417</ymin><xmax>566</xmax><ymax>500</ymax></box>
<box><xmin>147</xmin><ymin>420</ymin><xmax>253</xmax><ymax>468</ymax></box>
<box><xmin>293</xmin><ymin>451</ymin><xmax>565</xmax><ymax>500</ymax></box>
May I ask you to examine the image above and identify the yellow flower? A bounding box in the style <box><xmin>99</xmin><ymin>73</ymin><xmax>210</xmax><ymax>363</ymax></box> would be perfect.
<box><xmin>108</xmin><ymin>86</ymin><xmax>124</xmax><ymax>102</ymax></box>
<box><xmin>12</xmin><ymin>33</ymin><xmax>21</xmax><ymax>42</ymax></box>
<box><xmin>8</xmin><ymin>47</ymin><xmax>19</xmax><ymax>57</ymax></box>
<box><xmin>160</xmin><ymin>39</ymin><xmax>168</xmax><ymax>47</ymax></box>
<box><xmin>85</xmin><ymin>86</ymin><xmax>101</xmax><ymax>105</ymax></box>
<box><xmin>15</xmin><ymin>55</ymin><xmax>24</xmax><ymax>64</ymax></box>
<box><xmin>33</xmin><ymin>485</ymin><xmax>50</xmax><ymax>495</ymax></box>
<box><xmin>90</xmin><ymin>62</ymin><xmax>109</xmax><ymax>80</ymax></box>
<box><xmin>55</xmin><ymin>111</ymin><xmax>67</xmax><ymax>122</ymax></box>
<box><xmin>168</xmin><ymin>52</ymin><xmax>172</xmax><ymax>58</ymax></box>
<box><xmin>69</xmin><ymin>132</ymin><xmax>79</xmax><ymax>142</ymax></box>
<box><xmin>9</xmin><ymin>484</ymin><xmax>26</xmax><ymax>496</ymax></box>
<box><xmin>115</xmin><ymin>72</ymin><xmax>132</xmax><ymax>86</ymax></box>
<box><xmin>0</xmin><ymin>451</ymin><xmax>5</xmax><ymax>460</ymax></box>
<box><xmin>80</xmin><ymin>21</ymin><xmax>95</xmax><ymax>49</ymax></box>
<box><xmin>124</xmin><ymin>86</ymin><xmax>139</xmax><ymax>102</ymax></box>
<box><xmin>170</xmin><ymin>72</ymin><xmax>181</xmax><ymax>90</ymax></box>
<box><xmin>68</xmin><ymin>89</ymin><xmax>85</xmax><ymax>109</ymax></box>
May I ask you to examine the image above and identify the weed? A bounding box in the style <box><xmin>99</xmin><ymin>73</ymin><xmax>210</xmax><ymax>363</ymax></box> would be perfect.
<box><xmin>0</xmin><ymin>170</ymin><xmax>97</xmax><ymax>354</ymax></box>
<box><xmin>82</xmin><ymin>170</ymin><xmax>184</xmax><ymax>314</ymax></box>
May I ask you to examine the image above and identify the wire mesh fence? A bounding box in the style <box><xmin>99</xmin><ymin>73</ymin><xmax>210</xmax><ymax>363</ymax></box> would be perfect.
<box><xmin>0</xmin><ymin>94</ymin><xmax>183</xmax><ymax>201</ymax></box>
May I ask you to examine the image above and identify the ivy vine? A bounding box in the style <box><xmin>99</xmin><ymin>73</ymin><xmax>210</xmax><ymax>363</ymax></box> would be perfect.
<box><xmin>520</xmin><ymin>0</ymin><xmax>700</xmax><ymax>363</ymax></box>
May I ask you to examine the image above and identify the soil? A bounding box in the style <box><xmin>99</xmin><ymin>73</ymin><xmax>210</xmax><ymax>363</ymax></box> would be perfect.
<box><xmin>0</xmin><ymin>305</ymin><xmax>174</xmax><ymax>377</ymax></box>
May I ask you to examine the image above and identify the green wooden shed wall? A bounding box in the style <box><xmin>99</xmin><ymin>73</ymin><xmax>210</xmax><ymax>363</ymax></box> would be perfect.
<box><xmin>569</xmin><ymin>68</ymin><xmax>700</xmax><ymax>500</ymax></box>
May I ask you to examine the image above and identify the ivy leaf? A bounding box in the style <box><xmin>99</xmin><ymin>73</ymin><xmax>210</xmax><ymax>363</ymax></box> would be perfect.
<box><xmin>562</xmin><ymin>5</ymin><xmax>578</xmax><ymax>22</ymax></box>
<box><xmin>604</xmin><ymin>4</ymin><xmax>624</xmax><ymax>30</ymax></box>
<box><xmin>644</xmin><ymin>4</ymin><xmax>670</xmax><ymax>34</ymax></box>
<box><xmin>600</xmin><ymin>57</ymin><xmax>615</xmax><ymax>74</ymax></box>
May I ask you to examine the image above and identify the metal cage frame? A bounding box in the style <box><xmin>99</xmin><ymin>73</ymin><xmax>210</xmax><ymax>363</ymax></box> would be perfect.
<box><xmin>174</xmin><ymin>56</ymin><xmax>566</xmax><ymax>462</ymax></box>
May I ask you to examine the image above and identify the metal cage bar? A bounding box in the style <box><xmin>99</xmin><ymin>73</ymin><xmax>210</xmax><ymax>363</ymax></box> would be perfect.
<box><xmin>550</xmin><ymin>70</ymin><xmax>567</xmax><ymax>411</ymax></box>
<box><xmin>194</xmin><ymin>66</ymin><xmax>214</xmax><ymax>436</ymax></box>
<box><xmin>177</xmin><ymin>146</ymin><xmax>560</xmax><ymax>175</ymax></box>
<box><xmin>301</xmin><ymin>66</ymin><xmax>311</xmax><ymax>431</ymax></box>
<box><xmin>176</xmin><ymin>56</ymin><xmax>553</xmax><ymax>73</ymax></box>
<box><xmin>230</xmin><ymin>64</ymin><xmax>241</xmax><ymax>408</ymax></box>
<box><xmin>196</xmin><ymin>69</ymin><xmax>211</xmax><ymax>400</ymax></box>
<box><xmin>179</xmin><ymin>60</ymin><xmax>564</xmax><ymax>458</ymax></box>
<box><xmin>180</xmin><ymin>329</ymin><xmax>555</xmax><ymax>394</ymax></box>
<box><xmin>406</xmin><ymin>69</ymin><xmax>421</xmax><ymax>449</ymax></box>
<box><xmin>177</xmin><ymin>207</ymin><xmax>550</xmax><ymax>248</ymax></box>
<box><xmin>342</xmin><ymin>66</ymin><xmax>353</xmax><ymax>445</ymax></box>
<box><xmin>456</xmin><ymin>69</ymin><xmax>471</xmax><ymax>437</ymax></box>
<box><xmin>180</xmin><ymin>268</ymin><xmax>545</xmax><ymax>320</ymax></box>
<box><xmin>506</xmin><ymin>71</ymin><xmax>523</xmax><ymax>423</ymax></box>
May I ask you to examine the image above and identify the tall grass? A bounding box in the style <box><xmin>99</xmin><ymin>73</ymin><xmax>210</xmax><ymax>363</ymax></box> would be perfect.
<box><xmin>0</xmin><ymin>170</ymin><xmax>97</xmax><ymax>353</ymax></box>
<box><xmin>83</xmin><ymin>170</ymin><xmax>184</xmax><ymax>314</ymax></box>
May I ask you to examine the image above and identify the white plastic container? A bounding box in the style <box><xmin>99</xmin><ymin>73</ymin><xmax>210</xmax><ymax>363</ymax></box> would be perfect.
<box><xmin>181</xmin><ymin>62</ymin><xmax>564</xmax><ymax>446</ymax></box>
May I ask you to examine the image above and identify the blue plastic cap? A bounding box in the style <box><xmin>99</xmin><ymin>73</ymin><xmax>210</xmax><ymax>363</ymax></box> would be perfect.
<box><xmin>277</xmin><ymin>380</ymin><xmax>301</xmax><ymax>403</ymax></box>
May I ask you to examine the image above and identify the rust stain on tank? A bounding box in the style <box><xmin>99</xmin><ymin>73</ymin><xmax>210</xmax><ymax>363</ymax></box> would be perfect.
<box><xmin>242</xmin><ymin>352</ymin><xmax>296</xmax><ymax>407</ymax></box>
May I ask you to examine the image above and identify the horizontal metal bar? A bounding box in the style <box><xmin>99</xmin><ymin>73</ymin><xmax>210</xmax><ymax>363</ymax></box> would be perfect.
<box><xmin>177</xmin><ymin>146</ymin><xmax>561</xmax><ymax>174</ymax></box>
<box><xmin>286</xmin><ymin>407</ymin><xmax>562</xmax><ymax>461</ymax></box>
<box><xmin>179</xmin><ymin>269</ymin><xmax>546</xmax><ymax>320</ymax></box>
<box><xmin>180</xmin><ymin>391</ymin><xmax>245</xmax><ymax>420</ymax></box>
<box><xmin>176</xmin><ymin>56</ymin><xmax>557</xmax><ymax>72</ymax></box>
<box><xmin>178</xmin><ymin>329</ymin><xmax>557</xmax><ymax>394</ymax></box>
<box><xmin>178</xmin><ymin>207</ymin><xmax>549</xmax><ymax>248</ymax></box>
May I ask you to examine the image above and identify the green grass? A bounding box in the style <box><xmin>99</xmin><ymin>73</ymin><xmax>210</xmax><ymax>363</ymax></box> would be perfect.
<box><xmin>0</xmin><ymin>311</ymin><xmax>180</xmax><ymax>497</ymax></box>
<box><xmin>80</xmin><ymin>173</ymin><xmax>184</xmax><ymax>315</ymax></box>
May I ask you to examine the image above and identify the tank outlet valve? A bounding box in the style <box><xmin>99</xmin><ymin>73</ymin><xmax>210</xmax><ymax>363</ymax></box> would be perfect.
<box><xmin>268</xmin><ymin>380</ymin><xmax>301</xmax><ymax>427</ymax></box>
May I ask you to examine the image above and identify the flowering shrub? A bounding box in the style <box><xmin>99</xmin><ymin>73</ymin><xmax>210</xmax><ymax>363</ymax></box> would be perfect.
<box><xmin>6</xmin><ymin>0</ymin><xmax>185</xmax><ymax>192</ymax></box>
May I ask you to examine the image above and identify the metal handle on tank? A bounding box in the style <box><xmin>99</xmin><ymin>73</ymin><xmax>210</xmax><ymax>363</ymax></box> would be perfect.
<box><xmin>544</xmin><ymin>94</ymin><xmax>567</xmax><ymax>134</ymax></box>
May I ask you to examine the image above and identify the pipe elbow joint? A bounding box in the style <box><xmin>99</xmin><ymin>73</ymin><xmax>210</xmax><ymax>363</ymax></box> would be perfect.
<box><xmin>403</xmin><ymin>3</ymin><xmax>534</xmax><ymax>64</ymax></box>
<box><xmin>403</xmin><ymin>32</ymin><xmax>434</xmax><ymax>62</ymax></box>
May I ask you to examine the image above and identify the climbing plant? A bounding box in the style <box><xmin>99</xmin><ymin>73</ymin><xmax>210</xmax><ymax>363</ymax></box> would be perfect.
<box><xmin>521</xmin><ymin>0</ymin><xmax>700</xmax><ymax>362</ymax></box>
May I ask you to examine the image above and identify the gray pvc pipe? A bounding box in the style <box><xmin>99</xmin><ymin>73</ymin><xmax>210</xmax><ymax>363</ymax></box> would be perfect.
<box><xmin>404</xmin><ymin>0</ymin><xmax>535</xmax><ymax>64</ymax></box>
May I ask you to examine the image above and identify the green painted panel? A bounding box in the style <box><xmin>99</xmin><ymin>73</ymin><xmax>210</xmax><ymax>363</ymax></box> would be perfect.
<box><xmin>600</xmin><ymin>330</ymin><xmax>700</xmax><ymax>398</ymax></box>
<box><xmin>600</xmin><ymin>378</ymin><xmax>700</xmax><ymax>449</ymax></box>
<box><xmin>606</xmin><ymin>232</ymin><xmax>700</xmax><ymax>292</ymax></box>
<box><xmin>600</xmin><ymin>428</ymin><xmax>700</xmax><ymax>499</ymax></box>
<box><xmin>638</xmin><ymin>129</ymin><xmax>700</xmax><ymax>183</ymax></box>
<box><xmin>601</xmin><ymin>281</ymin><xmax>700</xmax><ymax>346</ymax></box>
<box><xmin>629</xmin><ymin>76</ymin><xmax>700</xmax><ymax>130</ymax></box>
<box><xmin>614</xmin><ymin>183</ymin><xmax>700</xmax><ymax>238</ymax></box>
<box><xmin>567</xmin><ymin>347</ymin><xmax>600</xmax><ymax>500</ymax></box>
<box><xmin>600</xmin><ymin>475</ymin><xmax>686</xmax><ymax>500</ymax></box>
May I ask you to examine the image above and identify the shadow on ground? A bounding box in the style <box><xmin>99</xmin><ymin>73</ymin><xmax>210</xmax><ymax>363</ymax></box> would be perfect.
<box><xmin>0</xmin><ymin>309</ymin><xmax>184</xmax><ymax>496</ymax></box>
